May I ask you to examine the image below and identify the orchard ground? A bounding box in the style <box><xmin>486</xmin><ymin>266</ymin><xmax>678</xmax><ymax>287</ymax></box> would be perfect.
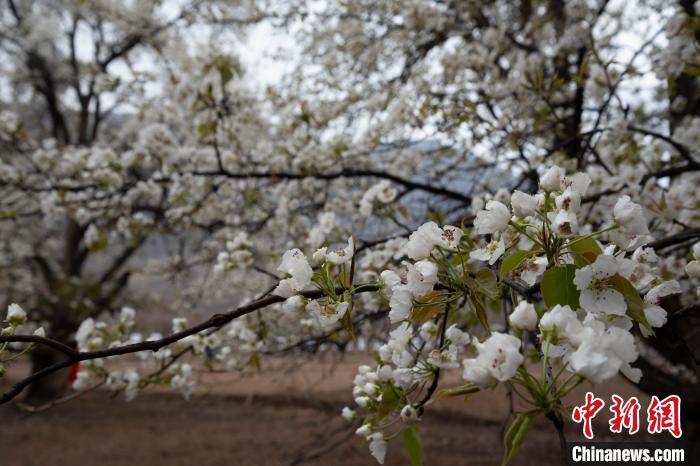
<box><xmin>0</xmin><ymin>354</ymin><xmax>672</xmax><ymax>466</ymax></box>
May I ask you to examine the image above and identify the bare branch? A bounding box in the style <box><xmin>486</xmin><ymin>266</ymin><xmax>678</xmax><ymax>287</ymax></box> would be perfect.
<box><xmin>0</xmin><ymin>284</ymin><xmax>380</xmax><ymax>404</ymax></box>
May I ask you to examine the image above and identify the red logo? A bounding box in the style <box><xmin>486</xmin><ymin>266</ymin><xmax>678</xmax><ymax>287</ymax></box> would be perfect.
<box><xmin>572</xmin><ymin>393</ymin><xmax>682</xmax><ymax>439</ymax></box>
<box><xmin>647</xmin><ymin>395</ymin><xmax>682</xmax><ymax>438</ymax></box>
<box><xmin>572</xmin><ymin>392</ymin><xmax>605</xmax><ymax>440</ymax></box>
<box><xmin>609</xmin><ymin>395</ymin><xmax>640</xmax><ymax>435</ymax></box>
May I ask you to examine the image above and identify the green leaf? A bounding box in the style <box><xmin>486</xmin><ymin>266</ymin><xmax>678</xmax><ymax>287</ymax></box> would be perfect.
<box><xmin>475</xmin><ymin>267</ymin><xmax>500</xmax><ymax>299</ymax></box>
<box><xmin>211</xmin><ymin>54</ymin><xmax>236</xmax><ymax>84</ymax></box>
<box><xmin>377</xmin><ymin>384</ymin><xmax>400</xmax><ymax>419</ymax></box>
<box><xmin>435</xmin><ymin>383</ymin><xmax>480</xmax><ymax>402</ymax></box>
<box><xmin>609</xmin><ymin>274</ymin><xmax>653</xmax><ymax>334</ymax></box>
<box><xmin>502</xmin><ymin>412</ymin><xmax>535</xmax><ymax>465</ymax></box>
<box><xmin>403</xmin><ymin>426</ymin><xmax>424</xmax><ymax>466</ymax></box>
<box><xmin>337</xmin><ymin>269</ymin><xmax>352</xmax><ymax>290</ymax></box>
<box><xmin>569</xmin><ymin>237</ymin><xmax>602</xmax><ymax>266</ymax></box>
<box><xmin>339</xmin><ymin>299</ymin><xmax>355</xmax><ymax>340</ymax></box>
<box><xmin>541</xmin><ymin>265</ymin><xmax>580</xmax><ymax>309</ymax></box>
<box><xmin>411</xmin><ymin>291</ymin><xmax>446</xmax><ymax>324</ymax></box>
<box><xmin>88</xmin><ymin>235</ymin><xmax>109</xmax><ymax>253</ymax></box>
<box><xmin>470</xmin><ymin>296</ymin><xmax>490</xmax><ymax>331</ymax></box>
<box><xmin>683</xmin><ymin>64</ymin><xmax>700</xmax><ymax>77</ymax></box>
<box><xmin>247</xmin><ymin>353</ymin><xmax>261</xmax><ymax>371</ymax></box>
<box><xmin>449</xmin><ymin>250</ymin><xmax>471</xmax><ymax>267</ymax></box>
<box><xmin>197</xmin><ymin>120</ymin><xmax>217</xmax><ymax>138</ymax></box>
<box><xmin>499</xmin><ymin>250</ymin><xmax>531</xmax><ymax>278</ymax></box>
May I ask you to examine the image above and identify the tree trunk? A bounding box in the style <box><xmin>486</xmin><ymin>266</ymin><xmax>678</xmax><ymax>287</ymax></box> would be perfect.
<box><xmin>23</xmin><ymin>344</ymin><xmax>71</xmax><ymax>405</ymax></box>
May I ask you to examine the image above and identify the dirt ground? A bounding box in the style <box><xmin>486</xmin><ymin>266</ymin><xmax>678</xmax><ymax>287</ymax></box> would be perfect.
<box><xmin>0</xmin><ymin>354</ymin><xmax>677</xmax><ymax>466</ymax></box>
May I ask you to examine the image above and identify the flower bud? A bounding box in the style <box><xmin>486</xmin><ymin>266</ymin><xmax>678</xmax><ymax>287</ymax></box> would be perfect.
<box><xmin>312</xmin><ymin>247</ymin><xmax>327</xmax><ymax>263</ymax></box>
<box><xmin>5</xmin><ymin>303</ymin><xmax>26</xmax><ymax>326</ymax></box>
<box><xmin>509</xmin><ymin>301</ymin><xmax>538</xmax><ymax>331</ymax></box>
<box><xmin>341</xmin><ymin>406</ymin><xmax>356</xmax><ymax>421</ymax></box>
<box><xmin>540</xmin><ymin>165</ymin><xmax>563</xmax><ymax>192</ymax></box>
<box><xmin>400</xmin><ymin>404</ymin><xmax>420</xmax><ymax>423</ymax></box>
<box><xmin>686</xmin><ymin>261</ymin><xmax>700</xmax><ymax>278</ymax></box>
<box><xmin>355</xmin><ymin>424</ymin><xmax>372</xmax><ymax>437</ymax></box>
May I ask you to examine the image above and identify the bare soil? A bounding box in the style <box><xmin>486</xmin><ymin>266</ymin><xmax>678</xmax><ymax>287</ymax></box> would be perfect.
<box><xmin>0</xmin><ymin>354</ymin><xmax>673</xmax><ymax>466</ymax></box>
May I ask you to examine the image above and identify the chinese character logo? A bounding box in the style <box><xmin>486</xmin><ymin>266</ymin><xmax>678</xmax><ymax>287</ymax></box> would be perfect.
<box><xmin>572</xmin><ymin>392</ymin><xmax>605</xmax><ymax>440</ymax></box>
<box><xmin>647</xmin><ymin>395</ymin><xmax>682</xmax><ymax>438</ymax></box>
<box><xmin>609</xmin><ymin>394</ymin><xmax>641</xmax><ymax>435</ymax></box>
<box><xmin>572</xmin><ymin>393</ymin><xmax>682</xmax><ymax>439</ymax></box>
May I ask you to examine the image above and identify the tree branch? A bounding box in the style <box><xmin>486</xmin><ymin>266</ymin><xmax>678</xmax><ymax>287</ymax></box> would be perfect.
<box><xmin>0</xmin><ymin>284</ymin><xmax>379</xmax><ymax>404</ymax></box>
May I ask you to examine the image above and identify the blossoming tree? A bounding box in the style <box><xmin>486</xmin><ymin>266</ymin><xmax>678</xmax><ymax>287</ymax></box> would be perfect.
<box><xmin>1</xmin><ymin>0</ymin><xmax>700</xmax><ymax>464</ymax></box>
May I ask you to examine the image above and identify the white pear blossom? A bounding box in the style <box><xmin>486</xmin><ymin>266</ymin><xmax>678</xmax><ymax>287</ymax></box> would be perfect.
<box><xmin>75</xmin><ymin>318</ymin><xmax>95</xmax><ymax>351</ymax></box>
<box><xmin>517</xmin><ymin>256</ymin><xmax>548</xmax><ymax>286</ymax></box>
<box><xmin>119</xmin><ymin>307</ymin><xmax>136</xmax><ymax>330</ymax></box>
<box><xmin>510</xmin><ymin>190</ymin><xmax>540</xmax><ymax>218</ymax></box>
<box><xmin>404</xmin><ymin>222</ymin><xmax>443</xmax><ymax>259</ymax></box>
<box><xmin>404</xmin><ymin>222</ymin><xmax>463</xmax><ymax>260</ymax></box>
<box><xmin>566</xmin><ymin>321</ymin><xmax>641</xmax><ymax>383</ymax></box>
<box><xmin>307</xmin><ymin>300</ymin><xmax>349</xmax><ymax>329</ymax></box>
<box><xmin>445</xmin><ymin>324</ymin><xmax>470</xmax><ymax>346</ymax></box>
<box><xmin>326</xmin><ymin>237</ymin><xmax>355</xmax><ymax>264</ymax></box>
<box><xmin>632</xmin><ymin>247</ymin><xmax>658</xmax><ymax>265</ymax></box>
<box><xmin>686</xmin><ymin>242</ymin><xmax>700</xmax><ymax>277</ymax></box>
<box><xmin>400</xmin><ymin>404</ymin><xmax>420</xmax><ymax>423</ymax></box>
<box><xmin>555</xmin><ymin>188</ymin><xmax>581</xmax><ymax>212</ymax></box>
<box><xmin>355</xmin><ymin>396</ymin><xmax>371</xmax><ymax>408</ymax></box>
<box><xmin>469</xmin><ymin>239</ymin><xmax>505</xmax><ymax>265</ymax></box>
<box><xmin>368</xmin><ymin>432</ymin><xmax>387</xmax><ymax>464</ymax></box>
<box><xmin>641</xmin><ymin>281</ymin><xmax>681</xmax><ymax>335</ymax></box>
<box><xmin>509</xmin><ymin>301</ymin><xmax>538</xmax><ymax>331</ymax></box>
<box><xmin>359</xmin><ymin>180</ymin><xmax>397</xmax><ymax>217</ymax></box>
<box><xmin>540</xmin><ymin>165</ymin><xmax>563</xmax><ymax>191</ymax></box>
<box><xmin>123</xmin><ymin>368</ymin><xmax>141</xmax><ymax>401</ymax></box>
<box><xmin>312</xmin><ymin>247</ymin><xmax>328</xmax><ymax>263</ymax></box>
<box><xmin>561</xmin><ymin>172</ymin><xmax>591</xmax><ymax>196</ymax></box>
<box><xmin>437</xmin><ymin>225</ymin><xmax>463</xmax><ymax>250</ymax></box>
<box><xmin>474</xmin><ymin>200</ymin><xmax>510</xmax><ymax>235</ymax></box>
<box><xmin>5</xmin><ymin>303</ymin><xmax>26</xmax><ymax>325</ymax></box>
<box><xmin>687</xmin><ymin>261</ymin><xmax>700</xmax><ymax>278</ymax></box>
<box><xmin>392</xmin><ymin>368</ymin><xmax>415</xmax><ymax>390</ymax></box>
<box><xmin>307</xmin><ymin>212</ymin><xmax>336</xmax><ymax>250</ymax></box>
<box><xmin>427</xmin><ymin>346</ymin><xmax>461</xmax><ymax>368</ymax></box>
<box><xmin>341</xmin><ymin>406</ymin><xmax>356</xmax><ymax>421</ymax></box>
<box><xmin>613</xmin><ymin>196</ymin><xmax>649</xmax><ymax>235</ymax></box>
<box><xmin>405</xmin><ymin>260</ymin><xmax>438</xmax><ymax>296</ymax></box>
<box><xmin>539</xmin><ymin>304</ymin><xmax>583</xmax><ymax>341</ymax></box>
<box><xmin>549</xmin><ymin>210</ymin><xmax>579</xmax><ymax>238</ymax></box>
<box><xmin>573</xmin><ymin>255</ymin><xmax>627</xmax><ymax>316</ymax></box>
<box><xmin>273</xmin><ymin>248</ymin><xmax>313</xmax><ymax>298</ymax></box>
<box><xmin>72</xmin><ymin>370</ymin><xmax>91</xmax><ymax>391</ymax></box>
<box><xmin>388</xmin><ymin>288</ymin><xmax>413</xmax><ymax>323</ymax></box>
<box><xmin>419</xmin><ymin>321</ymin><xmax>438</xmax><ymax>344</ymax></box>
<box><xmin>379</xmin><ymin>270</ymin><xmax>401</xmax><ymax>293</ymax></box>
<box><xmin>383</xmin><ymin>260</ymin><xmax>439</xmax><ymax>323</ymax></box>
<box><xmin>462</xmin><ymin>332</ymin><xmax>524</xmax><ymax>388</ymax></box>
<box><xmin>172</xmin><ymin>317</ymin><xmax>188</xmax><ymax>333</ymax></box>
<box><xmin>282</xmin><ymin>295</ymin><xmax>305</xmax><ymax>313</ymax></box>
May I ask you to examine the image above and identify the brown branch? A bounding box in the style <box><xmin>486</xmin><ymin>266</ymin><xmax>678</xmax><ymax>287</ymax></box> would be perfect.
<box><xmin>181</xmin><ymin>168</ymin><xmax>472</xmax><ymax>204</ymax></box>
<box><xmin>18</xmin><ymin>381</ymin><xmax>104</xmax><ymax>414</ymax></box>
<box><xmin>648</xmin><ymin>228</ymin><xmax>700</xmax><ymax>251</ymax></box>
<box><xmin>628</xmin><ymin>126</ymin><xmax>695</xmax><ymax>163</ymax></box>
<box><xmin>2</xmin><ymin>335</ymin><xmax>75</xmax><ymax>356</ymax></box>
<box><xmin>0</xmin><ymin>283</ymin><xmax>379</xmax><ymax>404</ymax></box>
